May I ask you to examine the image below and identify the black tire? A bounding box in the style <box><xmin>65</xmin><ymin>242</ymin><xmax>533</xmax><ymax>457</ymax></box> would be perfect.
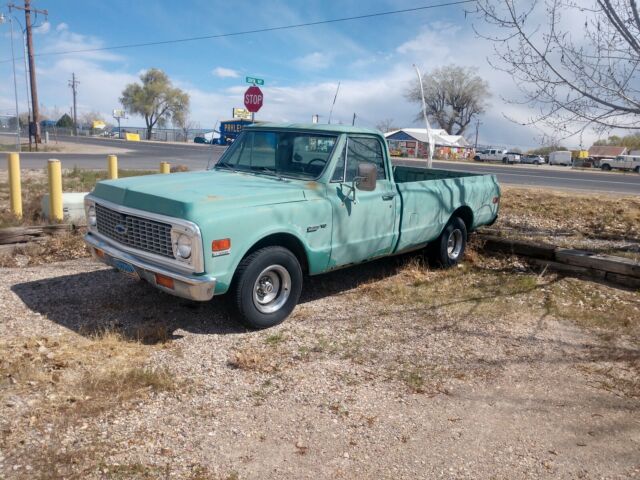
<box><xmin>634</xmin><ymin>166</ymin><xmax>640</xmax><ymax>174</ymax></box>
<box><xmin>473</xmin><ymin>155</ymin><xmax>481</xmax><ymax>161</ymax></box>
<box><xmin>601</xmin><ymin>164</ymin><xmax>612</xmax><ymax>171</ymax></box>
<box><xmin>534</xmin><ymin>160</ymin><xmax>540</xmax><ymax>165</ymax></box>
<box><xmin>502</xmin><ymin>157</ymin><xmax>508</xmax><ymax>164</ymax></box>
<box><xmin>231</xmin><ymin>246</ymin><xmax>303</xmax><ymax>329</ymax></box>
<box><xmin>428</xmin><ymin>217</ymin><xmax>467</xmax><ymax>268</ymax></box>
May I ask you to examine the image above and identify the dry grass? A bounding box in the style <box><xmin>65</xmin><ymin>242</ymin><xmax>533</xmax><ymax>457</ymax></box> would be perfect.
<box><xmin>0</xmin><ymin>328</ymin><xmax>179</xmax><ymax>479</ymax></box>
<box><xmin>0</xmin><ymin>329</ymin><xmax>175</xmax><ymax>422</ymax></box>
<box><xmin>499</xmin><ymin>187</ymin><xmax>640</xmax><ymax>238</ymax></box>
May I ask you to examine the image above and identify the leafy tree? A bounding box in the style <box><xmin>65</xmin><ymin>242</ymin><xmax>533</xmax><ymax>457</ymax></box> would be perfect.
<box><xmin>56</xmin><ymin>114</ymin><xmax>74</xmax><ymax>128</ymax></box>
<box><xmin>406</xmin><ymin>65</ymin><xmax>490</xmax><ymax>135</ymax></box>
<box><xmin>475</xmin><ymin>1</ymin><xmax>640</xmax><ymax>135</ymax></box>
<box><xmin>120</xmin><ymin>69</ymin><xmax>190</xmax><ymax>140</ymax></box>
<box><xmin>593</xmin><ymin>133</ymin><xmax>640</xmax><ymax>150</ymax></box>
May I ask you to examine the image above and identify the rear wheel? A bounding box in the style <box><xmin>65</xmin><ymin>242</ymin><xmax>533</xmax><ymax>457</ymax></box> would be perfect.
<box><xmin>428</xmin><ymin>217</ymin><xmax>467</xmax><ymax>268</ymax></box>
<box><xmin>601</xmin><ymin>164</ymin><xmax>612</xmax><ymax>171</ymax></box>
<box><xmin>634</xmin><ymin>166</ymin><xmax>640</xmax><ymax>174</ymax></box>
<box><xmin>231</xmin><ymin>246</ymin><xmax>303</xmax><ymax>329</ymax></box>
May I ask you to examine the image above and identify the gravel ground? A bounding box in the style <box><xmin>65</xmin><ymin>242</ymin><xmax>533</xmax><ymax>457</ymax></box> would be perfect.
<box><xmin>1</xmin><ymin>254</ymin><xmax>639</xmax><ymax>479</ymax></box>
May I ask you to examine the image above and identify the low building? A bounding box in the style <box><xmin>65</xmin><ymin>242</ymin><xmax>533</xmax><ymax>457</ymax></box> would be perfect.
<box><xmin>384</xmin><ymin>128</ymin><xmax>473</xmax><ymax>160</ymax></box>
<box><xmin>588</xmin><ymin>145</ymin><xmax>628</xmax><ymax>159</ymax></box>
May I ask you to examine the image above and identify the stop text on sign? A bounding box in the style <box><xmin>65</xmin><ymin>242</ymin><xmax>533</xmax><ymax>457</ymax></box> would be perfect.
<box><xmin>244</xmin><ymin>86</ymin><xmax>264</xmax><ymax>113</ymax></box>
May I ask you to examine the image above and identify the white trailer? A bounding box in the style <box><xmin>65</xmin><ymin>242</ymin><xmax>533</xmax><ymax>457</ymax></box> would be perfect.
<box><xmin>549</xmin><ymin>151</ymin><xmax>572</xmax><ymax>166</ymax></box>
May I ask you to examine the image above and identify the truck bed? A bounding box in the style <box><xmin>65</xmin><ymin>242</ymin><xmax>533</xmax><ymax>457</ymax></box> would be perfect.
<box><xmin>392</xmin><ymin>166</ymin><xmax>499</xmax><ymax>253</ymax></box>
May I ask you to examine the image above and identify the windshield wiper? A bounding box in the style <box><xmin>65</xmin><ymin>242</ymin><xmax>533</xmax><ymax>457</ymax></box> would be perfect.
<box><xmin>214</xmin><ymin>161</ymin><xmax>235</xmax><ymax>170</ymax></box>
<box><xmin>250</xmin><ymin>166</ymin><xmax>284</xmax><ymax>181</ymax></box>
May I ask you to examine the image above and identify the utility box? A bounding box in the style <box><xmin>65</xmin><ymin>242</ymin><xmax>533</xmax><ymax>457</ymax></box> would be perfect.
<box><xmin>41</xmin><ymin>192</ymin><xmax>89</xmax><ymax>223</ymax></box>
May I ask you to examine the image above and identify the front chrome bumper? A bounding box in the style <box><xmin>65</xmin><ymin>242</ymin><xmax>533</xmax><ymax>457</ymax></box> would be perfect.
<box><xmin>85</xmin><ymin>233</ymin><xmax>216</xmax><ymax>301</ymax></box>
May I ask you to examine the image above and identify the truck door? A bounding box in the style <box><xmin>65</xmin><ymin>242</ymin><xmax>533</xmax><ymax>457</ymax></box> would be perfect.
<box><xmin>328</xmin><ymin>135</ymin><xmax>397</xmax><ymax>267</ymax></box>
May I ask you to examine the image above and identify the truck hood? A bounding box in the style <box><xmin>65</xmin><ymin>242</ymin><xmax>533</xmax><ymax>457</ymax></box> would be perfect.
<box><xmin>91</xmin><ymin>170</ymin><xmax>313</xmax><ymax>218</ymax></box>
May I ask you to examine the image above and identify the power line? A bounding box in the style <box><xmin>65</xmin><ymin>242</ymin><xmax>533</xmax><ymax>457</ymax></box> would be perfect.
<box><xmin>0</xmin><ymin>1</ymin><xmax>475</xmax><ymax>63</ymax></box>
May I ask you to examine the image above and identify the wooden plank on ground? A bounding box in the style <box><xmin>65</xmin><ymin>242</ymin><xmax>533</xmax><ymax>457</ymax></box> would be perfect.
<box><xmin>555</xmin><ymin>249</ymin><xmax>640</xmax><ymax>278</ymax></box>
<box><xmin>476</xmin><ymin>234</ymin><xmax>556</xmax><ymax>260</ymax></box>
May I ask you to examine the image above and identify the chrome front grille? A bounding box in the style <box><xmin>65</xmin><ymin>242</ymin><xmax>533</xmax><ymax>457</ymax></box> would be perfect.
<box><xmin>95</xmin><ymin>203</ymin><xmax>174</xmax><ymax>259</ymax></box>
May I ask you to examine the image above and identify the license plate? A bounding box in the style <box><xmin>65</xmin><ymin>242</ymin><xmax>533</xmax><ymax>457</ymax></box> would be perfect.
<box><xmin>112</xmin><ymin>259</ymin><xmax>140</xmax><ymax>280</ymax></box>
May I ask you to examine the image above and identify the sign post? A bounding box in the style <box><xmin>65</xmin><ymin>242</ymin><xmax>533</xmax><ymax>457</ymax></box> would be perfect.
<box><xmin>244</xmin><ymin>85</ymin><xmax>264</xmax><ymax>121</ymax></box>
<box><xmin>112</xmin><ymin>109</ymin><xmax>127</xmax><ymax>139</ymax></box>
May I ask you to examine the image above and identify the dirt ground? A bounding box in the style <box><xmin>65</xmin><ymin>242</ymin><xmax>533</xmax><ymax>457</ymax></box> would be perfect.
<box><xmin>1</xmin><ymin>250</ymin><xmax>638</xmax><ymax>479</ymax></box>
<box><xmin>0</xmin><ymin>181</ymin><xmax>639</xmax><ymax>478</ymax></box>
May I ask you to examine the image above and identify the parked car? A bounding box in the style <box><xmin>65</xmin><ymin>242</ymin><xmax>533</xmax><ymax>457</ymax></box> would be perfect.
<box><xmin>549</xmin><ymin>150</ymin><xmax>573</xmax><ymax>166</ymax></box>
<box><xmin>193</xmin><ymin>136</ymin><xmax>210</xmax><ymax>144</ymax></box>
<box><xmin>84</xmin><ymin>124</ymin><xmax>500</xmax><ymax>329</ymax></box>
<box><xmin>474</xmin><ymin>149</ymin><xmax>520</xmax><ymax>164</ymax></box>
<box><xmin>521</xmin><ymin>154</ymin><xmax>545</xmax><ymax>165</ymax></box>
<box><xmin>600</xmin><ymin>155</ymin><xmax>640</xmax><ymax>173</ymax></box>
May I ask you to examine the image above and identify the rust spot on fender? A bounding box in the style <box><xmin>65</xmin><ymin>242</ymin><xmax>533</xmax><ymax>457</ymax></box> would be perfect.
<box><xmin>305</xmin><ymin>181</ymin><xmax>320</xmax><ymax>190</ymax></box>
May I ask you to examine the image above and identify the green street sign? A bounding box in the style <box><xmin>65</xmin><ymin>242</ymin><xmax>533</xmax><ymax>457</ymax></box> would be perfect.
<box><xmin>246</xmin><ymin>76</ymin><xmax>264</xmax><ymax>85</ymax></box>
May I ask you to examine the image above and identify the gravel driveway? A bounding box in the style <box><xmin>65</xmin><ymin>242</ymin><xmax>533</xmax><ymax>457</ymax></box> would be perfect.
<box><xmin>1</xmin><ymin>255</ymin><xmax>639</xmax><ymax>479</ymax></box>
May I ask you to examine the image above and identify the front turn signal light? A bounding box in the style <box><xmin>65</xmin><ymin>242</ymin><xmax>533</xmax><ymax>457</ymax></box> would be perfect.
<box><xmin>212</xmin><ymin>238</ymin><xmax>231</xmax><ymax>256</ymax></box>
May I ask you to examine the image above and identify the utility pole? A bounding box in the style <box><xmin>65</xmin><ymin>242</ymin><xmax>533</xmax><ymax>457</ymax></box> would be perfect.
<box><xmin>68</xmin><ymin>73</ymin><xmax>79</xmax><ymax>135</ymax></box>
<box><xmin>474</xmin><ymin>118</ymin><xmax>481</xmax><ymax>150</ymax></box>
<box><xmin>352</xmin><ymin>113</ymin><xmax>356</xmax><ymax>126</ymax></box>
<box><xmin>10</xmin><ymin>1</ymin><xmax>48</xmax><ymax>150</ymax></box>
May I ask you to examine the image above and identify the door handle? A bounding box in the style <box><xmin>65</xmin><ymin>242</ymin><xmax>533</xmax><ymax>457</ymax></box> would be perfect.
<box><xmin>381</xmin><ymin>192</ymin><xmax>396</xmax><ymax>201</ymax></box>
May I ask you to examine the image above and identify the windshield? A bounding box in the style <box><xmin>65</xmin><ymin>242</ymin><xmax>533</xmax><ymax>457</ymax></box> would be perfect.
<box><xmin>212</xmin><ymin>130</ymin><xmax>338</xmax><ymax>180</ymax></box>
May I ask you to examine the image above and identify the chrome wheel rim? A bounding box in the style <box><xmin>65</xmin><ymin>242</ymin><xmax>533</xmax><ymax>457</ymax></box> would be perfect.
<box><xmin>252</xmin><ymin>265</ymin><xmax>291</xmax><ymax>314</ymax></box>
<box><xmin>447</xmin><ymin>229</ymin><xmax>463</xmax><ymax>260</ymax></box>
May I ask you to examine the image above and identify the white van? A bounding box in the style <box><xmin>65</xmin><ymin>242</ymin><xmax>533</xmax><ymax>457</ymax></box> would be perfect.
<box><xmin>600</xmin><ymin>155</ymin><xmax>640</xmax><ymax>173</ymax></box>
<box><xmin>549</xmin><ymin>151</ymin><xmax>572</xmax><ymax>166</ymax></box>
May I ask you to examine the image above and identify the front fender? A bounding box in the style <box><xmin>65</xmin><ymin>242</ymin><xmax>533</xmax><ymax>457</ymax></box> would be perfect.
<box><xmin>198</xmin><ymin>199</ymin><xmax>332</xmax><ymax>295</ymax></box>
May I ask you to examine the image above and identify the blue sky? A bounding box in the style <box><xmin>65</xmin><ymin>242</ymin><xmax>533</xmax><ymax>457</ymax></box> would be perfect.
<box><xmin>0</xmin><ymin>0</ymin><xmax>595</xmax><ymax>149</ymax></box>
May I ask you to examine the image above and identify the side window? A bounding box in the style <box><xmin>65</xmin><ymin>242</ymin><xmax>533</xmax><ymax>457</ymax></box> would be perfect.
<box><xmin>346</xmin><ymin>136</ymin><xmax>386</xmax><ymax>181</ymax></box>
<box><xmin>331</xmin><ymin>143</ymin><xmax>346</xmax><ymax>182</ymax></box>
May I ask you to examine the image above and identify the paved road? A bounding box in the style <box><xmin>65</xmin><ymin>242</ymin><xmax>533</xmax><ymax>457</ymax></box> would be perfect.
<box><xmin>397</xmin><ymin>159</ymin><xmax>640</xmax><ymax>195</ymax></box>
<box><xmin>5</xmin><ymin>135</ymin><xmax>640</xmax><ymax>195</ymax></box>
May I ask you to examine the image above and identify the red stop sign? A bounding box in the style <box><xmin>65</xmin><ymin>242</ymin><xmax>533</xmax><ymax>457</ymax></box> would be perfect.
<box><xmin>244</xmin><ymin>85</ymin><xmax>263</xmax><ymax>113</ymax></box>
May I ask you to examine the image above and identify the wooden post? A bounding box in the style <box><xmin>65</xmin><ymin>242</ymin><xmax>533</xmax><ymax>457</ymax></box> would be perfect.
<box><xmin>47</xmin><ymin>159</ymin><xmax>63</xmax><ymax>221</ymax></box>
<box><xmin>8</xmin><ymin>152</ymin><xmax>22</xmax><ymax>219</ymax></box>
<box><xmin>107</xmin><ymin>154</ymin><xmax>118</xmax><ymax>179</ymax></box>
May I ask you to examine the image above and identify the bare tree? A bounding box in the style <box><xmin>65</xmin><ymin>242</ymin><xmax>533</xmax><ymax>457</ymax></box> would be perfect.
<box><xmin>406</xmin><ymin>65</ymin><xmax>490</xmax><ymax>135</ymax></box>
<box><xmin>474</xmin><ymin>0</ymin><xmax>640</xmax><ymax>135</ymax></box>
<box><xmin>175</xmin><ymin>117</ymin><xmax>199</xmax><ymax>142</ymax></box>
<box><xmin>375</xmin><ymin>118</ymin><xmax>399</xmax><ymax>133</ymax></box>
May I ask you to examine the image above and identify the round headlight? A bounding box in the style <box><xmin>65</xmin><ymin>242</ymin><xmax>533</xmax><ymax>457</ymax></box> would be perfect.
<box><xmin>87</xmin><ymin>206</ymin><xmax>96</xmax><ymax>227</ymax></box>
<box><xmin>176</xmin><ymin>233</ymin><xmax>192</xmax><ymax>259</ymax></box>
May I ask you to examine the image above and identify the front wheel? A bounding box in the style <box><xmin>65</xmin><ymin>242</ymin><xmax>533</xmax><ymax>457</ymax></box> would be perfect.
<box><xmin>634</xmin><ymin>166</ymin><xmax>640</xmax><ymax>174</ymax></box>
<box><xmin>428</xmin><ymin>217</ymin><xmax>467</xmax><ymax>268</ymax></box>
<box><xmin>231</xmin><ymin>246</ymin><xmax>303</xmax><ymax>329</ymax></box>
<box><xmin>601</xmin><ymin>164</ymin><xmax>612</xmax><ymax>171</ymax></box>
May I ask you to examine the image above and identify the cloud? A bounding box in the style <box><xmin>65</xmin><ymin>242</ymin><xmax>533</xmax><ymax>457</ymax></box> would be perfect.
<box><xmin>56</xmin><ymin>23</ymin><xmax>69</xmax><ymax>32</ymax></box>
<box><xmin>295</xmin><ymin>52</ymin><xmax>333</xmax><ymax>70</ymax></box>
<box><xmin>34</xmin><ymin>22</ymin><xmax>50</xmax><ymax>35</ymax></box>
<box><xmin>212</xmin><ymin>67</ymin><xmax>240</xmax><ymax>78</ymax></box>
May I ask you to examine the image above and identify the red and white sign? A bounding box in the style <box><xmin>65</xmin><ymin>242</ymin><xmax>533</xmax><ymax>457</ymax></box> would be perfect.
<box><xmin>244</xmin><ymin>86</ymin><xmax>263</xmax><ymax>113</ymax></box>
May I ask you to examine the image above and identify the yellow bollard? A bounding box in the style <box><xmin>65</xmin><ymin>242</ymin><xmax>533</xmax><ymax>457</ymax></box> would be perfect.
<box><xmin>47</xmin><ymin>159</ymin><xmax>64</xmax><ymax>222</ymax></box>
<box><xmin>107</xmin><ymin>154</ymin><xmax>118</xmax><ymax>179</ymax></box>
<box><xmin>160</xmin><ymin>161</ymin><xmax>170</xmax><ymax>174</ymax></box>
<box><xmin>8</xmin><ymin>152</ymin><xmax>22</xmax><ymax>219</ymax></box>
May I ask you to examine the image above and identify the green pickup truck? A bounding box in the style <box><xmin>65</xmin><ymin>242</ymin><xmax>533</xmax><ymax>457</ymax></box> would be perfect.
<box><xmin>84</xmin><ymin>124</ymin><xmax>500</xmax><ymax>328</ymax></box>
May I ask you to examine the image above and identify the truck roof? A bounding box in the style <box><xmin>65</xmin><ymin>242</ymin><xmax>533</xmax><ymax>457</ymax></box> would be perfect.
<box><xmin>245</xmin><ymin>122</ymin><xmax>381</xmax><ymax>135</ymax></box>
